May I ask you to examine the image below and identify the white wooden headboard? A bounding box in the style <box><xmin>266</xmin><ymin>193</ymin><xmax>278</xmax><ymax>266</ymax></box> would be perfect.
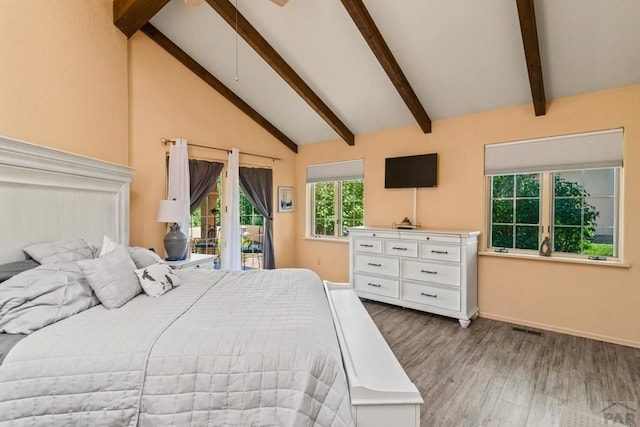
<box><xmin>0</xmin><ymin>136</ymin><xmax>133</xmax><ymax>264</ymax></box>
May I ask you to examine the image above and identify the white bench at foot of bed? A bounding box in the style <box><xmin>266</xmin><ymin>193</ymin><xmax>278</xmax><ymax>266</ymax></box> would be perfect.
<box><xmin>324</xmin><ymin>281</ymin><xmax>423</xmax><ymax>427</ymax></box>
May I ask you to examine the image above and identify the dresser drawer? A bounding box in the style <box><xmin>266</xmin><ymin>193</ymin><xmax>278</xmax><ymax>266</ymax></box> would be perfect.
<box><xmin>401</xmin><ymin>259</ymin><xmax>460</xmax><ymax>287</ymax></box>
<box><xmin>354</xmin><ymin>273</ymin><xmax>399</xmax><ymax>298</ymax></box>
<box><xmin>353</xmin><ymin>237</ymin><xmax>382</xmax><ymax>254</ymax></box>
<box><xmin>354</xmin><ymin>254</ymin><xmax>399</xmax><ymax>277</ymax></box>
<box><xmin>420</xmin><ymin>243</ymin><xmax>461</xmax><ymax>262</ymax></box>
<box><xmin>384</xmin><ymin>240</ymin><xmax>418</xmax><ymax>257</ymax></box>
<box><xmin>402</xmin><ymin>233</ymin><xmax>461</xmax><ymax>244</ymax></box>
<box><xmin>402</xmin><ymin>282</ymin><xmax>460</xmax><ymax>311</ymax></box>
<box><xmin>350</xmin><ymin>230</ymin><xmax>399</xmax><ymax>239</ymax></box>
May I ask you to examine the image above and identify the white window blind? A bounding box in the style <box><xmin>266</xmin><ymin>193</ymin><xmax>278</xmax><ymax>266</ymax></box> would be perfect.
<box><xmin>306</xmin><ymin>159</ymin><xmax>364</xmax><ymax>183</ymax></box>
<box><xmin>484</xmin><ymin>128</ymin><xmax>623</xmax><ymax>175</ymax></box>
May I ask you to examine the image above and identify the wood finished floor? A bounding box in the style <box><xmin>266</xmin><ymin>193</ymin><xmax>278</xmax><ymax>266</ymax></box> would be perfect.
<box><xmin>363</xmin><ymin>300</ymin><xmax>640</xmax><ymax>427</ymax></box>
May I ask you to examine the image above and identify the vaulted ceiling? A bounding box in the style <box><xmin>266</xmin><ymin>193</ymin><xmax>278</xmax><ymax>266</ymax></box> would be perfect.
<box><xmin>114</xmin><ymin>0</ymin><xmax>640</xmax><ymax>153</ymax></box>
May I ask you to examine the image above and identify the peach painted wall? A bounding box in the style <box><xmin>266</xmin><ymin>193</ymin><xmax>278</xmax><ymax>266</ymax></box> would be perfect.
<box><xmin>128</xmin><ymin>33</ymin><xmax>297</xmax><ymax>266</ymax></box>
<box><xmin>296</xmin><ymin>84</ymin><xmax>640</xmax><ymax>347</ymax></box>
<box><xmin>0</xmin><ymin>0</ymin><xmax>128</xmax><ymax>165</ymax></box>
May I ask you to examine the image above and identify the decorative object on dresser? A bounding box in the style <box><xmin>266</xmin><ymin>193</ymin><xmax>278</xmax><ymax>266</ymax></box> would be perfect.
<box><xmin>157</xmin><ymin>199</ymin><xmax>190</xmax><ymax>261</ymax></box>
<box><xmin>164</xmin><ymin>253</ymin><xmax>216</xmax><ymax>270</ymax></box>
<box><xmin>349</xmin><ymin>226</ymin><xmax>479</xmax><ymax>328</ymax></box>
<box><xmin>393</xmin><ymin>217</ymin><xmax>420</xmax><ymax>230</ymax></box>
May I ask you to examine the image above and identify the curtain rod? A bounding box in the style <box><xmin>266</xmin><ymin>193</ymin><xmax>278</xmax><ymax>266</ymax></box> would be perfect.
<box><xmin>161</xmin><ymin>138</ymin><xmax>283</xmax><ymax>162</ymax></box>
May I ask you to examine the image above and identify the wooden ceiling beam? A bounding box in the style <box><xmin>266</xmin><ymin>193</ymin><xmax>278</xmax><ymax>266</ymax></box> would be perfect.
<box><xmin>113</xmin><ymin>0</ymin><xmax>170</xmax><ymax>38</ymax></box>
<box><xmin>205</xmin><ymin>0</ymin><xmax>355</xmax><ymax>146</ymax></box>
<box><xmin>141</xmin><ymin>24</ymin><xmax>298</xmax><ymax>153</ymax></box>
<box><xmin>516</xmin><ymin>0</ymin><xmax>546</xmax><ymax>116</ymax></box>
<box><xmin>341</xmin><ymin>0</ymin><xmax>432</xmax><ymax>133</ymax></box>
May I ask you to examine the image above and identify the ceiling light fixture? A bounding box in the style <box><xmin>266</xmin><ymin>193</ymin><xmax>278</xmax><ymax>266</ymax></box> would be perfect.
<box><xmin>184</xmin><ymin>0</ymin><xmax>204</xmax><ymax>6</ymax></box>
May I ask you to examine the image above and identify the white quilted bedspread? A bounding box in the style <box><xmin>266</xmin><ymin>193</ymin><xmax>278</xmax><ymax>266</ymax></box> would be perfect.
<box><xmin>0</xmin><ymin>269</ymin><xmax>353</xmax><ymax>427</ymax></box>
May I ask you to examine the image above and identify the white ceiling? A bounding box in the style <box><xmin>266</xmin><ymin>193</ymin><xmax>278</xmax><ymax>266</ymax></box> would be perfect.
<box><xmin>149</xmin><ymin>0</ymin><xmax>640</xmax><ymax>147</ymax></box>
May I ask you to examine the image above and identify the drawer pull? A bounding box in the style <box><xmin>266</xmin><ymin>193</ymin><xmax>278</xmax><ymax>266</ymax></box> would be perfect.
<box><xmin>421</xmin><ymin>269</ymin><xmax>438</xmax><ymax>274</ymax></box>
<box><xmin>360</xmin><ymin>244</ymin><xmax>374</xmax><ymax>248</ymax></box>
<box><xmin>421</xmin><ymin>292</ymin><xmax>437</xmax><ymax>298</ymax></box>
<box><xmin>431</xmin><ymin>250</ymin><xmax>448</xmax><ymax>255</ymax></box>
<box><xmin>367</xmin><ymin>283</ymin><xmax>382</xmax><ymax>288</ymax></box>
<box><xmin>368</xmin><ymin>262</ymin><xmax>382</xmax><ymax>267</ymax></box>
<box><xmin>392</xmin><ymin>247</ymin><xmax>408</xmax><ymax>251</ymax></box>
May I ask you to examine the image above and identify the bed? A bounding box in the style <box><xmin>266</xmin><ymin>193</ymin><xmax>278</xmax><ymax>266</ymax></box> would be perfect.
<box><xmin>0</xmin><ymin>135</ymin><xmax>421</xmax><ymax>426</ymax></box>
<box><xmin>0</xmin><ymin>268</ymin><xmax>352</xmax><ymax>426</ymax></box>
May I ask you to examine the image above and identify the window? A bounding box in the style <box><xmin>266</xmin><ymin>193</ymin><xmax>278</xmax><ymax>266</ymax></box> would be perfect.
<box><xmin>311</xmin><ymin>182</ymin><xmax>336</xmax><ymax>236</ymax></box>
<box><xmin>239</xmin><ymin>187</ymin><xmax>265</xmax><ymax>270</ymax></box>
<box><xmin>309</xmin><ymin>180</ymin><xmax>364</xmax><ymax>237</ymax></box>
<box><xmin>189</xmin><ymin>180</ymin><xmax>265</xmax><ymax>269</ymax></box>
<box><xmin>553</xmin><ymin>169</ymin><xmax>617</xmax><ymax>256</ymax></box>
<box><xmin>341</xmin><ymin>180</ymin><xmax>365</xmax><ymax>231</ymax></box>
<box><xmin>485</xmin><ymin>129</ymin><xmax>623</xmax><ymax>260</ymax></box>
<box><xmin>307</xmin><ymin>160</ymin><xmax>364</xmax><ymax>238</ymax></box>
<box><xmin>190</xmin><ymin>178</ymin><xmax>221</xmax><ymax>255</ymax></box>
<box><xmin>490</xmin><ymin>174</ymin><xmax>540</xmax><ymax>250</ymax></box>
<box><xmin>239</xmin><ymin>187</ymin><xmax>264</xmax><ymax>227</ymax></box>
<box><xmin>489</xmin><ymin>169</ymin><xmax>619</xmax><ymax>257</ymax></box>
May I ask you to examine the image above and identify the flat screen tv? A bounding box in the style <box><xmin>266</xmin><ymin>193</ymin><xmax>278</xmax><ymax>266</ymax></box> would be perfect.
<box><xmin>385</xmin><ymin>153</ymin><xmax>437</xmax><ymax>188</ymax></box>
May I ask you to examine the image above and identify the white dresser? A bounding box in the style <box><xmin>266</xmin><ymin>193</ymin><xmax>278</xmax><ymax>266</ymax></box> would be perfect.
<box><xmin>349</xmin><ymin>226</ymin><xmax>479</xmax><ymax>327</ymax></box>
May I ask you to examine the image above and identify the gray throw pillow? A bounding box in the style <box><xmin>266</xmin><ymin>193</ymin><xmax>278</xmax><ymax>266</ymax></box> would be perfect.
<box><xmin>128</xmin><ymin>247</ymin><xmax>164</xmax><ymax>269</ymax></box>
<box><xmin>135</xmin><ymin>263</ymin><xmax>181</xmax><ymax>297</ymax></box>
<box><xmin>0</xmin><ymin>263</ymin><xmax>99</xmax><ymax>334</ymax></box>
<box><xmin>0</xmin><ymin>260</ymin><xmax>39</xmax><ymax>283</ymax></box>
<box><xmin>23</xmin><ymin>238</ymin><xmax>95</xmax><ymax>264</ymax></box>
<box><xmin>77</xmin><ymin>246</ymin><xmax>141</xmax><ymax>309</ymax></box>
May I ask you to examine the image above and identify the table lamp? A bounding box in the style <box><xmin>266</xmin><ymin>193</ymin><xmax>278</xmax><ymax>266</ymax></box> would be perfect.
<box><xmin>157</xmin><ymin>199</ymin><xmax>190</xmax><ymax>261</ymax></box>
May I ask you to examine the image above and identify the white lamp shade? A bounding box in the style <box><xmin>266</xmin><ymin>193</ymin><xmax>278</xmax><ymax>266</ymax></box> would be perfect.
<box><xmin>157</xmin><ymin>199</ymin><xmax>190</xmax><ymax>223</ymax></box>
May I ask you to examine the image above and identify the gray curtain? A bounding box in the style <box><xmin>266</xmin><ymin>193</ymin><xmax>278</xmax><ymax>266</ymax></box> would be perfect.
<box><xmin>189</xmin><ymin>160</ymin><xmax>224</xmax><ymax>214</ymax></box>
<box><xmin>239</xmin><ymin>167</ymin><xmax>275</xmax><ymax>269</ymax></box>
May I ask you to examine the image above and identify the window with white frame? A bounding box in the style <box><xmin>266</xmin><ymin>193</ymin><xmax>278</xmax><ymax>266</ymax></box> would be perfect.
<box><xmin>490</xmin><ymin>173</ymin><xmax>541</xmax><ymax>250</ymax></box>
<box><xmin>485</xmin><ymin>129</ymin><xmax>623</xmax><ymax>259</ymax></box>
<box><xmin>552</xmin><ymin>169</ymin><xmax>618</xmax><ymax>256</ymax></box>
<box><xmin>307</xmin><ymin>160</ymin><xmax>364</xmax><ymax>238</ymax></box>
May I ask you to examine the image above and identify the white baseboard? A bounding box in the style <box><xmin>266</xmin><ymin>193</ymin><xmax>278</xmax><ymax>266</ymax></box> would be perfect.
<box><xmin>479</xmin><ymin>312</ymin><xmax>640</xmax><ymax>349</ymax></box>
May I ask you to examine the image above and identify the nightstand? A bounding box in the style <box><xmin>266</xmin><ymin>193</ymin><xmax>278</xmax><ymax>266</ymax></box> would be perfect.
<box><xmin>165</xmin><ymin>254</ymin><xmax>217</xmax><ymax>270</ymax></box>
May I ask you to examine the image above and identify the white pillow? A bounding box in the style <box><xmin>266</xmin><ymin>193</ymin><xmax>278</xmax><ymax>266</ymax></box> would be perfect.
<box><xmin>98</xmin><ymin>235</ymin><xmax>121</xmax><ymax>257</ymax></box>
<box><xmin>99</xmin><ymin>237</ymin><xmax>162</xmax><ymax>269</ymax></box>
<box><xmin>77</xmin><ymin>246</ymin><xmax>141</xmax><ymax>309</ymax></box>
<box><xmin>135</xmin><ymin>263</ymin><xmax>181</xmax><ymax>298</ymax></box>
<box><xmin>23</xmin><ymin>238</ymin><xmax>95</xmax><ymax>264</ymax></box>
<box><xmin>128</xmin><ymin>247</ymin><xmax>164</xmax><ymax>269</ymax></box>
